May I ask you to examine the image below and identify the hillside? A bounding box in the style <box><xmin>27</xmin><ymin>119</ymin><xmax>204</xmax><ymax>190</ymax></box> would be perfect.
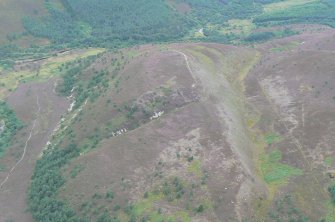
<box><xmin>1</xmin><ymin>27</ymin><xmax>335</xmax><ymax>221</ymax></box>
<box><xmin>1</xmin><ymin>0</ymin><xmax>335</xmax><ymax>48</ymax></box>
<box><xmin>0</xmin><ymin>0</ymin><xmax>44</xmax><ymax>41</ymax></box>
<box><xmin>0</xmin><ymin>0</ymin><xmax>47</xmax><ymax>44</ymax></box>
<box><xmin>1</xmin><ymin>0</ymin><xmax>335</xmax><ymax>66</ymax></box>
<box><xmin>0</xmin><ymin>1</ymin><xmax>335</xmax><ymax>222</ymax></box>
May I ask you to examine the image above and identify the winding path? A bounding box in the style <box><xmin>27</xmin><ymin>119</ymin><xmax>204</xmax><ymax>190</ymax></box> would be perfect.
<box><xmin>0</xmin><ymin>95</ymin><xmax>40</xmax><ymax>189</ymax></box>
<box><xmin>171</xmin><ymin>50</ymin><xmax>196</xmax><ymax>78</ymax></box>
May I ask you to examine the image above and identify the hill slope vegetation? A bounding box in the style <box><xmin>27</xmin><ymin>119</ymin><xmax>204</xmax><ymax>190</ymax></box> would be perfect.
<box><xmin>1</xmin><ymin>1</ymin><xmax>335</xmax><ymax>222</ymax></box>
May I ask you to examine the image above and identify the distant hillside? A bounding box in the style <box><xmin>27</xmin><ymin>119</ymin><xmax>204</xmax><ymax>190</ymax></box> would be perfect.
<box><xmin>20</xmin><ymin>0</ymin><xmax>266</xmax><ymax>45</ymax></box>
<box><xmin>1</xmin><ymin>0</ymin><xmax>335</xmax><ymax>65</ymax></box>
<box><xmin>0</xmin><ymin>0</ymin><xmax>46</xmax><ymax>43</ymax></box>
<box><xmin>2</xmin><ymin>0</ymin><xmax>335</xmax><ymax>47</ymax></box>
<box><xmin>22</xmin><ymin>0</ymin><xmax>191</xmax><ymax>45</ymax></box>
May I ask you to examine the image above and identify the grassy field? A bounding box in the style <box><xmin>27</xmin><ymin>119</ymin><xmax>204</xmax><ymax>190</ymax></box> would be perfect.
<box><xmin>255</xmin><ymin>0</ymin><xmax>335</xmax><ymax>28</ymax></box>
<box><xmin>221</xmin><ymin>19</ymin><xmax>256</xmax><ymax>36</ymax></box>
<box><xmin>270</xmin><ymin>41</ymin><xmax>300</xmax><ymax>52</ymax></box>
<box><xmin>264</xmin><ymin>0</ymin><xmax>319</xmax><ymax>13</ymax></box>
<box><xmin>260</xmin><ymin>149</ymin><xmax>303</xmax><ymax>184</ymax></box>
<box><xmin>0</xmin><ymin>48</ymin><xmax>104</xmax><ymax>99</ymax></box>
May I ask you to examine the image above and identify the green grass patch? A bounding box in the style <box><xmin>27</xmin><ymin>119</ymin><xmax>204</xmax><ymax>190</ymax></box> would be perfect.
<box><xmin>260</xmin><ymin>149</ymin><xmax>303</xmax><ymax>184</ymax></box>
<box><xmin>69</xmin><ymin>164</ymin><xmax>84</xmax><ymax>178</ymax></box>
<box><xmin>265</xmin><ymin>133</ymin><xmax>282</xmax><ymax>145</ymax></box>
<box><xmin>78</xmin><ymin>136</ymin><xmax>101</xmax><ymax>153</ymax></box>
<box><xmin>125</xmin><ymin>178</ymin><xmax>192</xmax><ymax>221</ymax></box>
<box><xmin>255</xmin><ymin>1</ymin><xmax>335</xmax><ymax>28</ymax></box>
<box><xmin>133</xmin><ymin>192</ymin><xmax>164</xmax><ymax>216</ymax></box>
<box><xmin>270</xmin><ymin>41</ymin><xmax>300</xmax><ymax>52</ymax></box>
<box><xmin>131</xmin><ymin>191</ymin><xmax>191</xmax><ymax>222</ymax></box>
<box><xmin>174</xmin><ymin>211</ymin><xmax>191</xmax><ymax>222</ymax></box>
<box><xmin>188</xmin><ymin>159</ymin><xmax>203</xmax><ymax>177</ymax></box>
<box><xmin>264</xmin><ymin>0</ymin><xmax>318</xmax><ymax>13</ymax></box>
<box><xmin>198</xmin><ymin>199</ymin><xmax>213</xmax><ymax>212</ymax></box>
<box><xmin>326</xmin><ymin>201</ymin><xmax>335</xmax><ymax>222</ymax></box>
<box><xmin>325</xmin><ymin>156</ymin><xmax>334</xmax><ymax>166</ymax></box>
<box><xmin>106</xmin><ymin>115</ymin><xmax>127</xmax><ymax>131</ymax></box>
<box><xmin>187</xmin><ymin>47</ymin><xmax>216</xmax><ymax>74</ymax></box>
